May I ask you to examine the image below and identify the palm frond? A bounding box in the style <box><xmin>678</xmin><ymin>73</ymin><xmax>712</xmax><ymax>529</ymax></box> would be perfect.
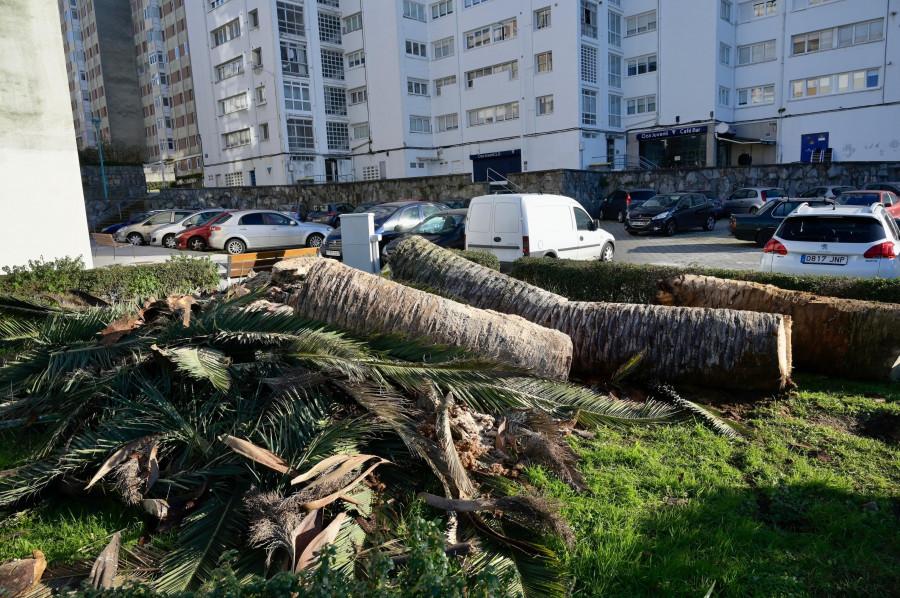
<box><xmin>610</xmin><ymin>350</ymin><xmax>646</xmax><ymax>384</ymax></box>
<box><xmin>0</xmin><ymin>295</ymin><xmax>69</xmax><ymax>319</ymax></box>
<box><xmin>652</xmin><ymin>384</ymin><xmax>745</xmax><ymax>439</ymax></box>
<box><xmin>155</xmin><ymin>346</ymin><xmax>231</xmax><ymax>392</ymax></box>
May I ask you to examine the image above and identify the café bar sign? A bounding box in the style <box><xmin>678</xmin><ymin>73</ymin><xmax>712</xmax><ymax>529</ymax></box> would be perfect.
<box><xmin>636</xmin><ymin>126</ymin><xmax>708</xmax><ymax>141</ymax></box>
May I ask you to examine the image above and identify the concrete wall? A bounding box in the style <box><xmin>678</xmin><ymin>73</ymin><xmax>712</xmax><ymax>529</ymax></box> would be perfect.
<box><xmin>81</xmin><ymin>165</ymin><xmax>147</xmax><ymax>200</ymax></box>
<box><xmin>0</xmin><ymin>0</ymin><xmax>93</xmax><ymax>270</ymax></box>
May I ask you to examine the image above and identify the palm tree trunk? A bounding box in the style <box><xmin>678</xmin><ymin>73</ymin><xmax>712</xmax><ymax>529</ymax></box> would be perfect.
<box><xmin>289</xmin><ymin>258</ymin><xmax>574</xmax><ymax>381</ymax></box>
<box><xmin>658</xmin><ymin>274</ymin><xmax>900</xmax><ymax>382</ymax></box>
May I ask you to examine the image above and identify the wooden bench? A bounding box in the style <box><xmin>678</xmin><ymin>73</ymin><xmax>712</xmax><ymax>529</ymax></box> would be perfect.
<box><xmin>90</xmin><ymin>233</ymin><xmax>136</xmax><ymax>259</ymax></box>
<box><xmin>226</xmin><ymin>247</ymin><xmax>319</xmax><ymax>280</ymax></box>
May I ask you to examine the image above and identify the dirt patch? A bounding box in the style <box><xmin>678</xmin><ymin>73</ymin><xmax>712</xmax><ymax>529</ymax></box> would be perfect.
<box><xmin>856</xmin><ymin>412</ymin><xmax>900</xmax><ymax>446</ymax></box>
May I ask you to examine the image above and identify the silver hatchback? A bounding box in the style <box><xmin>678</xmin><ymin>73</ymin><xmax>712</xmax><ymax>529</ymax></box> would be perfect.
<box><xmin>207</xmin><ymin>210</ymin><xmax>334</xmax><ymax>255</ymax></box>
<box><xmin>114</xmin><ymin>210</ymin><xmax>195</xmax><ymax>245</ymax></box>
<box><xmin>723</xmin><ymin>187</ymin><xmax>787</xmax><ymax>215</ymax></box>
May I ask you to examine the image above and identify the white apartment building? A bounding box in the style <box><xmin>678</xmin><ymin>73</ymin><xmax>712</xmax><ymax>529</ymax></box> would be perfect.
<box><xmin>621</xmin><ymin>0</ymin><xmax>900</xmax><ymax>168</ymax></box>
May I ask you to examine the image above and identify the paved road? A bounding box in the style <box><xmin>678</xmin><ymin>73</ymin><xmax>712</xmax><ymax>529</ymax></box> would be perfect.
<box><xmin>598</xmin><ymin>218</ymin><xmax>763</xmax><ymax>271</ymax></box>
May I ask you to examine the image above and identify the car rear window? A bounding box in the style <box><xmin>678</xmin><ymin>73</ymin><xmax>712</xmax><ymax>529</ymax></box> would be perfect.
<box><xmin>777</xmin><ymin>216</ymin><xmax>885</xmax><ymax>244</ymax></box>
<box><xmin>312</xmin><ymin>204</ymin><xmax>329</xmax><ymax>212</ymax></box>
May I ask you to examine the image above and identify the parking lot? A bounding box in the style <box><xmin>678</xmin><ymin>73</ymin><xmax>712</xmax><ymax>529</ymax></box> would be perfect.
<box><xmin>597</xmin><ymin>219</ymin><xmax>763</xmax><ymax>271</ymax></box>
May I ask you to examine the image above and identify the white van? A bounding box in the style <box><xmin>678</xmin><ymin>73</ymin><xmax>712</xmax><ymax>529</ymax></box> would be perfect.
<box><xmin>465</xmin><ymin>194</ymin><xmax>615</xmax><ymax>264</ymax></box>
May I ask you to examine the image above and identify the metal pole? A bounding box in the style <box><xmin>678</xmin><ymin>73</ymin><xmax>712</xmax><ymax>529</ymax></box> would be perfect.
<box><xmin>92</xmin><ymin>116</ymin><xmax>108</xmax><ymax>199</ymax></box>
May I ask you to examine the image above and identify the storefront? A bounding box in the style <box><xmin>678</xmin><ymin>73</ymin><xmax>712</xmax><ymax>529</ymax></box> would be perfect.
<box><xmin>634</xmin><ymin>126</ymin><xmax>709</xmax><ymax>169</ymax></box>
<box><xmin>470</xmin><ymin>149</ymin><xmax>521</xmax><ymax>182</ymax></box>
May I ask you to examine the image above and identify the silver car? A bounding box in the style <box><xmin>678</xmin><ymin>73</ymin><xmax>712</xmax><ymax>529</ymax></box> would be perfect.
<box><xmin>149</xmin><ymin>209</ymin><xmax>226</xmax><ymax>248</ymax></box>
<box><xmin>114</xmin><ymin>209</ymin><xmax>195</xmax><ymax>245</ymax></box>
<box><xmin>207</xmin><ymin>210</ymin><xmax>333</xmax><ymax>255</ymax></box>
<box><xmin>723</xmin><ymin>187</ymin><xmax>788</xmax><ymax>215</ymax></box>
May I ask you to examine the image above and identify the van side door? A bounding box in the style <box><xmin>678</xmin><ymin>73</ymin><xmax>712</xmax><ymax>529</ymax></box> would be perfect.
<box><xmin>574</xmin><ymin>206</ymin><xmax>603</xmax><ymax>259</ymax></box>
<box><xmin>491</xmin><ymin>200</ymin><xmax>523</xmax><ymax>263</ymax></box>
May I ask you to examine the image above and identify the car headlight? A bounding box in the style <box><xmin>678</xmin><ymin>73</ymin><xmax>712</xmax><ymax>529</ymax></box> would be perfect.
<box><xmin>651</xmin><ymin>211</ymin><xmax>670</xmax><ymax>220</ymax></box>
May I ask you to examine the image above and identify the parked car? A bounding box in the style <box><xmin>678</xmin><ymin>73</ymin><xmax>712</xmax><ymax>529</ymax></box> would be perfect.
<box><xmin>350</xmin><ymin>202</ymin><xmax>381</xmax><ymax>214</ymax></box>
<box><xmin>307</xmin><ymin>203</ymin><xmax>355</xmax><ymax>227</ymax></box>
<box><xmin>441</xmin><ymin>198</ymin><xmax>471</xmax><ymax>210</ymax></box>
<box><xmin>690</xmin><ymin>190</ymin><xmax>724</xmax><ymax>219</ymax></box>
<box><xmin>722</xmin><ymin>187</ymin><xmax>788</xmax><ymax>215</ymax></box>
<box><xmin>466</xmin><ymin>194</ymin><xmax>614</xmax><ymax>263</ymax></box>
<box><xmin>381</xmin><ymin>209</ymin><xmax>467</xmax><ymax>263</ymax></box>
<box><xmin>100</xmin><ymin>210</ymin><xmax>163</xmax><ymax>235</ymax></box>
<box><xmin>277</xmin><ymin>204</ymin><xmax>308</xmax><ymax>221</ymax></box>
<box><xmin>730</xmin><ymin>198</ymin><xmax>832</xmax><ymax>246</ymax></box>
<box><xmin>624</xmin><ymin>192</ymin><xmax>717</xmax><ymax>236</ymax></box>
<box><xmin>598</xmin><ymin>188</ymin><xmax>656</xmax><ymax>222</ymax></box>
<box><xmin>864</xmin><ymin>182</ymin><xmax>900</xmax><ymax>195</ymax></box>
<box><xmin>836</xmin><ymin>190</ymin><xmax>900</xmax><ymax>218</ymax></box>
<box><xmin>174</xmin><ymin>211</ymin><xmax>236</xmax><ymax>251</ymax></box>
<box><xmin>321</xmin><ymin>201</ymin><xmax>447</xmax><ymax>260</ymax></box>
<box><xmin>114</xmin><ymin>209</ymin><xmax>195</xmax><ymax>245</ymax></box>
<box><xmin>208</xmin><ymin>210</ymin><xmax>334</xmax><ymax>255</ymax></box>
<box><xmin>761</xmin><ymin>203</ymin><xmax>900</xmax><ymax>279</ymax></box>
<box><xmin>150</xmin><ymin>209</ymin><xmax>226</xmax><ymax>248</ymax></box>
<box><xmin>797</xmin><ymin>185</ymin><xmax>854</xmax><ymax>200</ymax></box>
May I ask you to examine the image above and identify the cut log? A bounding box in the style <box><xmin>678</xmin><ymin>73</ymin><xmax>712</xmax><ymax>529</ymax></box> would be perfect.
<box><xmin>0</xmin><ymin>550</ymin><xmax>46</xmax><ymax>597</ymax></box>
<box><xmin>658</xmin><ymin>274</ymin><xmax>900</xmax><ymax>382</ymax></box>
<box><xmin>288</xmin><ymin>258</ymin><xmax>573</xmax><ymax>381</ymax></box>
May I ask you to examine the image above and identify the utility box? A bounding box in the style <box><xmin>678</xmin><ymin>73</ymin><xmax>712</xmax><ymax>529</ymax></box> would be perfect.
<box><xmin>340</xmin><ymin>213</ymin><xmax>381</xmax><ymax>274</ymax></box>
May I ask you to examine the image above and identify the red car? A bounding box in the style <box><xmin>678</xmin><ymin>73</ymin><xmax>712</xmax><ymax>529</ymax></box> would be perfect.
<box><xmin>836</xmin><ymin>190</ymin><xmax>900</xmax><ymax>218</ymax></box>
<box><xmin>175</xmin><ymin>210</ymin><xmax>235</xmax><ymax>251</ymax></box>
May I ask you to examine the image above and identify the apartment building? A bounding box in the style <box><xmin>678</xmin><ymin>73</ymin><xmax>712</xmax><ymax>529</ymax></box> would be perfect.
<box><xmin>621</xmin><ymin>0</ymin><xmax>900</xmax><ymax>168</ymax></box>
<box><xmin>57</xmin><ymin>0</ymin><xmax>145</xmax><ymax>151</ymax></box>
<box><xmin>130</xmin><ymin>0</ymin><xmax>203</xmax><ymax>183</ymax></box>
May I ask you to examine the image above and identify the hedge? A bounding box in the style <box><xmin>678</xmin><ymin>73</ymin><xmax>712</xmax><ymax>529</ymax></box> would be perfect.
<box><xmin>0</xmin><ymin>255</ymin><xmax>220</xmax><ymax>303</ymax></box>
<box><xmin>449</xmin><ymin>249</ymin><xmax>501</xmax><ymax>271</ymax></box>
<box><xmin>510</xmin><ymin>258</ymin><xmax>900</xmax><ymax>304</ymax></box>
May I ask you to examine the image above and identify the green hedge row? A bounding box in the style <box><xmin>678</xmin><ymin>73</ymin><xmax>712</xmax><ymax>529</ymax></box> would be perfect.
<box><xmin>449</xmin><ymin>249</ymin><xmax>501</xmax><ymax>271</ymax></box>
<box><xmin>510</xmin><ymin>258</ymin><xmax>900</xmax><ymax>304</ymax></box>
<box><xmin>0</xmin><ymin>255</ymin><xmax>220</xmax><ymax>303</ymax></box>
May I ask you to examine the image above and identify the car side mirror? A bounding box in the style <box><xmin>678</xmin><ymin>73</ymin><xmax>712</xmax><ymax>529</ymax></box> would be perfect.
<box><xmin>394</xmin><ymin>225</ymin><xmax>403</xmax><ymax>232</ymax></box>
<box><xmin>290</xmin><ymin>220</ymin><xmax>298</xmax><ymax>226</ymax></box>
<box><xmin>589</xmin><ymin>219</ymin><xmax>598</xmax><ymax>231</ymax></box>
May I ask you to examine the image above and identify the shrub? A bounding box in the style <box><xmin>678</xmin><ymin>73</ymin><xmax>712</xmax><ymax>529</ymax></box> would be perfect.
<box><xmin>449</xmin><ymin>249</ymin><xmax>500</xmax><ymax>271</ymax></box>
<box><xmin>510</xmin><ymin>258</ymin><xmax>900</xmax><ymax>304</ymax></box>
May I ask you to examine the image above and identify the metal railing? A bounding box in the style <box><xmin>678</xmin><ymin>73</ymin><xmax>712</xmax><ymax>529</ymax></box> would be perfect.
<box><xmin>592</xmin><ymin>154</ymin><xmax>660</xmax><ymax>171</ymax></box>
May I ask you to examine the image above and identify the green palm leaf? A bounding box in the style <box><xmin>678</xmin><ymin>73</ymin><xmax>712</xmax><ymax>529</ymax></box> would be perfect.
<box><xmin>156</xmin><ymin>345</ymin><xmax>231</xmax><ymax>392</ymax></box>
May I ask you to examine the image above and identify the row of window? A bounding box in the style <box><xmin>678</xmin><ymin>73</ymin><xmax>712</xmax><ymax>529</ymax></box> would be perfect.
<box><xmin>723</xmin><ymin>0</ymin><xmax>849</xmax><ymax>23</ymax></box>
<box><xmin>222</xmin><ymin>120</ymin><xmax>349</xmax><ymax>152</ymax></box>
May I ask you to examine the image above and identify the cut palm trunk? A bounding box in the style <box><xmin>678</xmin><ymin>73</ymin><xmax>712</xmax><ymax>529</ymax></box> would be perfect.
<box><xmin>390</xmin><ymin>238</ymin><xmax>792</xmax><ymax>391</ymax></box>
<box><xmin>658</xmin><ymin>274</ymin><xmax>900</xmax><ymax>382</ymax></box>
<box><xmin>288</xmin><ymin>258</ymin><xmax>573</xmax><ymax>381</ymax></box>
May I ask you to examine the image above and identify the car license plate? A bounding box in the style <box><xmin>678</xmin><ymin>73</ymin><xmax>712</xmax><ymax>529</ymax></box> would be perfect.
<box><xmin>801</xmin><ymin>254</ymin><xmax>847</xmax><ymax>265</ymax></box>
<box><xmin>325</xmin><ymin>250</ymin><xmax>340</xmax><ymax>257</ymax></box>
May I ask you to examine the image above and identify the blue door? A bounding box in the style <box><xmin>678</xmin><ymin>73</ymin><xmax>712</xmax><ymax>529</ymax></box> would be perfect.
<box><xmin>800</xmin><ymin>133</ymin><xmax>828</xmax><ymax>163</ymax></box>
<box><xmin>471</xmin><ymin>150</ymin><xmax>522</xmax><ymax>182</ymax></box>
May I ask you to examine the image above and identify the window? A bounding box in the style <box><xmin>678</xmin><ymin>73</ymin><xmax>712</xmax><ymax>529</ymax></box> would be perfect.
<box><xmin>792</xmin><ymin>19</ymin><xmax>883</xmax><ymax>55</ymax></box>
<box><xmin>536</xmin><ymin>51</ymin><xmax>552</xmax><ymax>73</ymax></box>
<box><xmin>403</xmin><ymin>1</ymin><xmax>426</xmax><ymax>20</ymax></box>
<box><xmin>737</xmin><ymin>40</ymin><xmax>775</xmax><ymax>65</ymax></box>
<box><xmin>534</xmin><ymin>7</ymin><xmax>551</xmax><ymax>29</ymax></box>
<box><xmin>626</xmin><ymin>95</ymin><xmax>656</xmax><ymax>115</ymax></box>
<box><xmin>721</xmin><ymin>0</ymin><xmax>732</xmax><ymax>22</ymax></box>
<box><xmin>626</xmin><ymin>12</ymin><xmax>656</xmax><ymax>36</ymax></box>
<box><xmin>608</xmin><ymin>10</ymin><xmax>621</xmax><ymax>46</ymax></box>
<box><xmin>249</xmin><ymin>9</ymin><xmax>259</xmax><ymax>27</ymax></box>
<box><xmin>252</xmin><ymin>47</ymin><xmax>262</xmax><ymax>68</ymax></box>
<box><xmin>464</xmin><ymin>17</ymin><xmax>516</xmax><ymax>49</ymax></box>
<box><xmin>626</xmin><ymin>54</ymin><xmax>657</xmax><ymax>76</ymax></box>
<box><xmin>407</xmin><ymin>78</ymin><xmax>429</xmax><ymax>95</ymax></box>
<box><xmin>739</xmin><ymin>0</ymin><xmax>776</xmax><ymax>21</ymax></box>
<box><xmin>580</xmin><ymin>45</ymin><xmax>597</xmax><ymax>83</ymax></box>
<box><xmin>536</xmin><ymin>94</ymin><xmax>553</xmax><ymax>115</ymax></box>
<box><xmin>431</xmin><ymin>0</ymin><xmax>453</xmax><ymax>19</ymax></box>
<box><xmin>215</xmin><ymin>56</ymin><xmax>243</xmax><ymax>81</ymax></box>
<box><xmin>436</xmin><ymin>113</ymin><xmax>458</xmax><ymax>131</ymax></box>
<box><xmin>284</xmin><ymin>81</ymin><xmax>311</xmax><ymax>110</ymax></box>
<box><xmin>608</xmin><ymin>94</ymin><xmax>621</xmax><ymax>128</ymax></box>
<box><xmin>790</xmin><ymin>68</ymin><xmax>880</xmax><ymax>99</ymax></box>
<box><xmin>719</xmin><ymin>43</ymin><xmax>731</xmax><ymax>65</ymax></box>
<box><xmin>256</xmin><ymin>86</ymin><xmax>267</xmax><ymax>104</ymax></box>
<box><xmin>464</xmin><ymin>0</ymin><xmax>491</xmax><ymax>5</ymax></box>
<box><xmin>352</xmin><ymin>123</ymin><xmax>369</xmax><ymax>139</ymax></box>
<box><xmin>347</xmin><ymin>50</ymin><xmax>365</xmax><ymax>68</ymax></box>
<box><xmin>582</xmin><ymin>0</ymin><xmax>598</xmax><ymax>38</ymax></box>
<box><xmin>737</xmin><ymin>84</ymin><xmax>775</xmax><ymax>105</ymax></box>
<box><xmin>465</xmin><ymin>60</ymin><xmax>517</xmax><ymax>88</ymax></box>
<box><xmin>223</xmin><ymin>128</ymin><xmax>250</xmax><ymax>148</ymax></box>
<box><xmin>719</xmin><ymin>86</ymin><xmax>731</xmax><ymax>106</ymax></box>
<box><xmin>277</xmin><ymin>1</ymin><xmax>305</xmax><ymax>37</ymax></box>
<box><xmin>281</xmin><ymin>41</ymin><xmax>308</xmax><ymax>76</ymax></box>
<box><xmin>323</xmin><ymin>86</ymin><xmax>347</xmax><ymax>115</ymax></box>
<box><xmin>259</xmin><ymin>122</ymin><xmax>269</xmax><ymax>140</ymax></box>
<box><xmin>434</xmin><ymin>75</ymin><xmax>456</xmax><ymax>96</ymax></box>
<box><xmin>409</xmin><ymin>115</ymin><xmax>431</xmax><ymax>133</ymax></box>
<box><xmin>211</xmin><ymin>19</ymin><xmax>240</xmax><ymax>46</ymax></box>
<box><xmin>219</xmin><ymin>92</ymin><xmax>248</xmax><ymax>114</ymax></box>
<box><xmin>838</xmin><ymin>19</ymin><xmax>883</xmax><ymax>47</ymax></box>
<box><xmin>433</xmin><ymin>37</ymin><xmax>454</xmax><ymax>59</ymax></box>
<box><xmin>406</xmin><ymin>40</ymin><xmax>427</xmax><ymax>57</ymax></box>
<box><xmin>287</xmin><ymin>117</ymin><xmax>314</xmax><ymax>150</ymax></box>
<box><xmin>466</xmin><ymin>101</ymin><xmax>519</xmax><ymax>126</ymax></box>
<box><xmin>224</xmin><ymin>172</ymin><xmax>243</xmax><ymax>186</ymax></box>
<box><xmin>318</xmin><ymin>12</ymin><xmax>341</xmax><ymax>44</ymax></box>
<box><xmin>581</xmin><ymin>89</ymin><xmax>597</xmax><ymax>125</ymax></box>
<box><xmin>362</xmin><ymin>165</ymin><xmax>380</xmax><ymax>181</ymax></box>
<box><xmin>321</xmin><ymin>49</ymin><xmax>344</xmax><ymax>79</ymax></box>
<box><xmin>608</xmin><ymin>54</ymin><xmax>622</xmax><ymax>87</ymax></box>
<box><xmin>348</xmin><ymin>87</ymin><xmax>367</xmax><ymax>104</ymax></box>
<box><xmin>343</xmin><ymin>12</ymin><xmax>362</xmax><ymax>33</ymax></box>
<box><xmin>319</xmin><ymin>0</ymin><xmax>340</xmax><ymax>6</ymax></box>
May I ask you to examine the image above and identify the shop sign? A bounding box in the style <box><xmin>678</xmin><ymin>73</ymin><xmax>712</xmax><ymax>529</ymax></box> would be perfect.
<box><xmin>636</xmin><ymin>126</ymin><xmax>708</xmax><ymax>141</ymax></box>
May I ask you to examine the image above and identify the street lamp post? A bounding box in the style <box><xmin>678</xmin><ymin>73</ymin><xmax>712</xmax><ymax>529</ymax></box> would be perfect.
<box><xmin>91</xmin><ymin>116</ymin><xmax>108</xmax><ymax>199</ymax></box>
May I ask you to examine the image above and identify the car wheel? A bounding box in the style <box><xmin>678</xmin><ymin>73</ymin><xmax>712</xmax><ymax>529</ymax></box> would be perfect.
<box><xmin>664</xmin><ymin>220</ymin><xmax>677</xmax><ymax>236</ymax></box>
<box><xmin>703</xmin><ymin>216</ymin><xmax>716</xmax><ymax>231</ymax></box>
<box><xmin>306</xmin><ymin>233</ymin><xmax>324</xmax><ymax>248</ymax></box>
<box><xmin>600</xmin><ymin>242</ymin><xmax>614</xmax><ymax>262</ymax></box>
<box><xmin>127</xmin><ymin>232</ymin><xmax>143</xmax><ymax>245</ymax></box>
<box><xmin>616</xmin><ymin>210</ymin><xmax>625</xmax><ymax>223</ymax></box>
<box><xmin>188</xmin><ymin>236</ymin><xmax>206</xmax><ymax>251</ymax></box>
<box><xmin>755</xmin><ymin>231</ymin><xmax>770</xmax><ymax>247</ymax></box>
<box><xmin>225</xmin><ymin>238</ymin><xmax>247</xmax><ymax>255</ymax></box>
<box><xmin>749</xmin><ymin>206</ymin><xmax>759</xmax><ymax>214</ymax></box>
<box><xmin>162</xmin><ymin>234</ymin><xmax>177</xmax><ymax>249</ymax></box>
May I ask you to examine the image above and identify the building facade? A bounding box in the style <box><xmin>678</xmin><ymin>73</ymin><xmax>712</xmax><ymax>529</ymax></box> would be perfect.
<box><xmin>622</xmin><ymin>0</ymin><xmax>900</xmax><ymax>168</ymax></box>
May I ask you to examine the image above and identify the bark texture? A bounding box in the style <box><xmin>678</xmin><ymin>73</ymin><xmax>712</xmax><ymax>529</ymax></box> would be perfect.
<box><xmin>658</xmin><ymin>274</ymin><xmax>900</xmax><ymax>381</ymax></box>
<box><xmin>390</xmin><ymin>236</ymin><xmax>567</xmax><ymax>325</ymax></box>
<box><xmin>0</xmin><ymin>551</ymin><xmax>46</xmax><ymax>597</ymax></box>
<box><xmin>289</xmin><ymin>258</ymin><xmax>573</xmax><ymax>381</ymax></box>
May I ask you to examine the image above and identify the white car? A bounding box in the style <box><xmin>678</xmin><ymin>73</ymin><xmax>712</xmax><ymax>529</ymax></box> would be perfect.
<box><xmin>149</xmin><ymin>209</ymin><xmax>226</xmax><ymax>248</ymax></box>
<box><xmin>760</xmin><ymin>203</ymin><xmax>900</xmax><ymax>279</ymax></box>
<box><xmin>208</xmin><ymin>210</ymin><xmax>334</xmax><ymax>255</ymax></box>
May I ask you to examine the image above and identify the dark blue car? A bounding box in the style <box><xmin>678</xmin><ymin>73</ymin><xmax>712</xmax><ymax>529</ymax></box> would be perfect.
<box><xmin>380</xmin><ymin>209</ymin><xmax>467</xmax><ymax>263</ymax></box>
